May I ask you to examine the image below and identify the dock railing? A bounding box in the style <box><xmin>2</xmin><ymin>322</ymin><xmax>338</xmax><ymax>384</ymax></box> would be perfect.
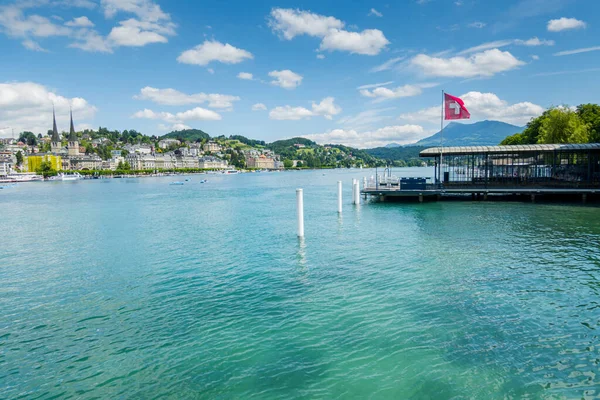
<box><xmin>364</xmin><ymin>175</ymin><xmax>441</xmax><ymax>192</ymax></box>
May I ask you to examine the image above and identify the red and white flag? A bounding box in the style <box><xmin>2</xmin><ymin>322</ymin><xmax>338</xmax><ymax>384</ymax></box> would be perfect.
<box><xmin>444</xmin><ymin>93</ymin><xmax>470</xmax><ymax>120</ymax></box>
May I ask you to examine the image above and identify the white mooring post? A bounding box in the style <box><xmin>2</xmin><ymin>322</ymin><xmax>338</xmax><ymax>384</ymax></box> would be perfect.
<box><xmin>296</xmin><ymin>188</ymin><xmax>304</xmax><ymax>238</ymax></box>
<box><xmin>354</xmin><ymin>180</ymin><xmax>361</xmax><ymax>205</ymax></box>
<box><xmin>337</xmin><ymin>181</ymin><xmax>343</xmax><ymax>213</ymax></box>
<box><xmin>351</xmin><ymin>179</ymin><xmax>357</xmax><ymax>204</ymax></box>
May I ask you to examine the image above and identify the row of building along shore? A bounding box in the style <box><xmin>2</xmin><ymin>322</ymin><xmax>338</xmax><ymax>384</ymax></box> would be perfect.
<box><xmin>1</xmin><ymin>112</ymin><xmax>283</xmax><ymax>176</ymax></box>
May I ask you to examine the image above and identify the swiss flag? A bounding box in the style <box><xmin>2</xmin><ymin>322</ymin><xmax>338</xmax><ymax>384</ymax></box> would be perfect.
<box><xmin>444</xmin><ymin>93</ymin><xmax>470</xmax><ymax>120</ymax></box>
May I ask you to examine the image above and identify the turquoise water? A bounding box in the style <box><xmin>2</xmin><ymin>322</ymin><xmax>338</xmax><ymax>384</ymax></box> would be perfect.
<box><xmin>1</xmin><ymin>168</ymin><xmax>599</xmax><ymax>399</ymax></box>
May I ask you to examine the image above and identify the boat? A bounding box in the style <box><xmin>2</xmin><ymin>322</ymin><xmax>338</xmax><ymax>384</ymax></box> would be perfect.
<box><xmin>200</xmin><ymin>179</ymin><xmax>207</xmax><ymax>183</ymax></box>
<box><xmin>59</xmin><ymin>172</ymin><xmax>82</xmax><ymax>181</ymax></box>
<box><xmin>223</xmin><ymin>169</ymin><xmax>239</xmax><ymax>175</ymax></box>
<box><xmin>4</xmin><ymin>173</ymin><xmax>43</xmax><ymax>182</ymax></box>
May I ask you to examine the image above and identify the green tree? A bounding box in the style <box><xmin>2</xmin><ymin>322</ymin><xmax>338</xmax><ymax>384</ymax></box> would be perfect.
<box><xmin>538</xmin><ymin>108</ymin><xmax>589</xmax><ymax>144</ymax></box>
<box><xmin>121</xmin><ymin>149</ymin><xmax>129</xmax><ymax>157</ymax></box>
<box><xmin>117</xmin><ymin>161</ymin><xmax>131</xmax><ymax>170</ymax></box>
<box><xmin>36</xmin><ymin>160</ymin><xmax>57</xmax><ymax>178</ymax></box>
<box><xmin>577</xmin><ymin>104</ymin><xmax>600</xmax><ymax>142</ymax></box>
<box><xmin>19</xmin><ymin>131</ymin><xmax>37</xmax><ymax>146</ymax></box>
<box><xmin>15</xmin><ymin>150</ymin><xmax>23</xmax><ymax>166</ymax></box>
<box><xmin>283</xmin><ymin>159</ymin><xmax>293</xmax><ymax>168</ymax></box>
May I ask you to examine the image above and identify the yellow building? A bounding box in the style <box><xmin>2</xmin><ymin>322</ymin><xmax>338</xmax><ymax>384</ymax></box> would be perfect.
<box><xmin>26</xmin><ymin>154</ymin><xmax>63</xmax><ymax>172</ymax></box>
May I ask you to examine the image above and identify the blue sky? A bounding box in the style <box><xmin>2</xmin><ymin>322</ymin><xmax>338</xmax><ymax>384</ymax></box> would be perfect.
<box><xmin>0</xmin><ymin>0</ymin><xmax>599</xmax><ymax>148</ymax></box>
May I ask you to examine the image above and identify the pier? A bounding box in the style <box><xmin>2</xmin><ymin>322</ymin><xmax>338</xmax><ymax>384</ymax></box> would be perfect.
<box><xmin>362</xmin><ymin>144</ymin><xmax>600</xmax><ymax>202</ymax></box>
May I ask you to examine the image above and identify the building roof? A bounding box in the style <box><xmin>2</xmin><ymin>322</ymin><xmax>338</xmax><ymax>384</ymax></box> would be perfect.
<box><xmin>68</xmin><ymin>109</ymin><xmax>77</xmax><ymax>142</ymax></box>
<box><xmin>420</xmin><ymin>143</ymin><xmax>600</xmax><ymax>157</ymax></box>
<box><xmin>51</xmin><ymin>107</ymin><xmax>60</xmax><ymax>143</ymax></box>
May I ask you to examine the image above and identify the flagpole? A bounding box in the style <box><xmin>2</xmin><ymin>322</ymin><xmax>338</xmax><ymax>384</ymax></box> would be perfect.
<box><xmin>440</xmin><ymin>90</ymin><xmax>444</xmax><ymax>185</ymax></box>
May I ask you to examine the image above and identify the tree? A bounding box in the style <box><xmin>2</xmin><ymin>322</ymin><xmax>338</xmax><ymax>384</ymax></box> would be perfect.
<box><xmin>15</xmin><ymin>151</ymin><xmax>23</xmax><ymax>166</ymax></box>
<box><xmin>538</xmin><ymin>108</ymin><xmax>589</xmax><ymax>144</ymax></box>
<box><xmin>577</xmin><ymin>104</ymin><xmax>600</xmax><ymax>142</ymax></box>
<box><xmin>117</xmin><ymin>161</ymin><xmax>131</xmax><ymax>170</ymax></box>
<box><xmin>36</xmin><ymin>161</ymin><xmax>57</xmax><ymax>178</ymax></box>
<box><xmin>283</xmin><ymin>159</ymin><xmax>293</xmax><ymax>168</ymax></box>
<box><xmin>121</xmin><ymin>149</ymin><xmax>129</xmax><ymax>157</ymax></box>
<box><xmin>19</xmin><ymin>131</ymin><xmax>37</xmax><ymax>146</ymax></box>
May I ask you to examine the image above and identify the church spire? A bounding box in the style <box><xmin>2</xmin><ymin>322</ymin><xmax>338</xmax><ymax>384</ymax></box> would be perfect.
<box><xmin>68</xmin><ymin>107</ymin><xmax>77</xmax><ymax>142</ymax></box>
<box><xmin>51</xmin><ymin>104</ymin><xmax>60</xmax><ymax>143</ymax></box>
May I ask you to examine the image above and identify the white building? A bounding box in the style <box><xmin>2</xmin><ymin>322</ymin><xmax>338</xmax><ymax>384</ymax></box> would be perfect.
<box><xmin>0</xmin><ymin>152</ymin><xmax>13</xmax><ymax>176</ymax></box>
<box><xmin>158</xmin><ymin>139</ymin><xmax>180</xmax><ymax>149</ymax></box>
<box><xmin>199</xmin><ymin>156</ymin><xmax>228</xmax><ymax>169</ymax></box>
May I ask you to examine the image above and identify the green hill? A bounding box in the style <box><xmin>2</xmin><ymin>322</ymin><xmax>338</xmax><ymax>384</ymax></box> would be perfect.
<box><xmin>160</xmin><ymin>129</ymin><xmax>210</xmax><ymax>142</ymax></box>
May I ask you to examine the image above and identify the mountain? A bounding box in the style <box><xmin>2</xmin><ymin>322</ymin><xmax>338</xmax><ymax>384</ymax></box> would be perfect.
<box><xmin>160</xmin><ymin>129</ymin><xmax>210</xmax><ymax>142</ymax></box>
<box><xmin>412</xmin><ymin>120</ymin><xmax>523</xmax><ymax>147</ymax></box>
<box><xmin>385</xmin><ymin>143</ymin><xmax>402</xmax><ymax>148</ymax></box>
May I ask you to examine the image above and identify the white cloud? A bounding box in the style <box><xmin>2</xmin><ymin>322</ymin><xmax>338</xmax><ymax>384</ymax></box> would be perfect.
<box><xmin>69</xmin><ymin>28</ymin><xmax>112</xmax><ymax>52</ymax></box>
<box><xmin>0</xmin><ymin>81</ymin><xmax>97</xmax><ymax>135</ymax></box>
<box><xmin>237</xmin><ymin>72</ymin><xmax>253</xmax><ymax>80</ymax></box>
<box><xmin>357</xmin><ymin>81</ymin><xmax>394</xmax><ymax>90</ymax></box>
<box><xmin>547</xmin><ymin>17</ymin><xmax>586</xmax><ymax>32</ymax></box>
<box><xmin>132</xmin><ymin>107</ymin><xmax>222</xmax><ymax>123</ymax></box>
<box><xmin>269</xmin><ymin>106</ymin><xmax>314</xmax><ymax>121</ymax></box>
<box><xmin>411</xmin><ymin>49</ymin><xmax>525</xmax><ymax>78</ymax></box>
<box><xmin>22</xmin><ymin>39</ymin><xmax>47</xmax><ymax>51</ymax></box>
<box><xmin>0</xmin><ymin>0</ymin><xmax>176</xmax><ymax>53</ymax></box>
<box><xmin>458</xmin><ymin>38</ymin><xmax>553</xmax><ymax>55</ymax></box>
<box><xmin>268</xmin><ymin>8</ymin><xmax>344</xmax><ymax>39</ymax></box>
<box><xmin>0</xmin><ymin>6</ymin><xmax>72</xmax><ymax>40</ymax></box>
<box><xmin>134</xmin><ymin>87</ymin><xmax>240</xmax><ymax>109</ymax></box>
<box><xmin>177</xmin><ymin>40</ymin><xmax>253</xmax><ymax>66</ymax></box>
<box><xmin>207</xmin><ymin>68</ymin><xmax>214</xmax><ymax>74</ymax></box>
<box><xmin>268</xmin><ymin>8</ymin><xmax>389</xmax><ymax>56</ymax></box>
<box><xmin>252</xmin><ymin>103</ymin><xmax>267</xmax><ymax>111</ymax></box>
<box><xmin>303</xmin><ymin>125</ymin><xmax>428</xmax><ymax>148</ymax></box>
<box><xmin>370</xmin><ymin>57</ymin><xmax>405</xmax><ymax>72</ymax></box>
<box><xmin>319</xmin><ymin>28</ymin><xmax>389</xmax><ymax>55</ymax></box>
<box><xmin>514</xmin><ymin>37</ymin><xmax>554</xmax><ymax>46</ymax></box>
<box><xmin>269</xmin><ymin>97</ymin><xmax>341</xmax><ymax>120</ymax></box>
<box><xmin>108</xmin><ymin>22</ymin><xmax>167</xmax><ymax>46</ymax></box>
<box><xmin>65</xmin><ymin>16</ymin><xmax>94</xmax><ymax>27</ymax></box>
<box><xmin>399</xmin><ymin>91</ymin><xmax>544</xmax><ymax>126</ymax></box>
<box><xmin>316</xmin><ymin>54</ymin><xmax>325</xmax><ymax>59</ymax></box>
<box><xmin>360</xmin><ymin>83</ymin><xmax>437</xmax><ymax>102</ymax></box>
<box><xmin>468</xmin><ymin>22</ymin><xmax>486</xmax><ymax>28</ymax></box>
<box><xmin>554</xmin><ymin>46</ymin><xmax>600</xmax><ymax>56</ymax></box>
<box><xmin>268</xmin><ymin>69</ymin><xmax>303</xmax><ymax>89</ymax></box>
<box><xmin>531</xmin><ymin>54</ymin><xmax>539</xmax><ymax>60</ymax></box>
<box><xmin>368</xmin><ymin>8</ymin><xmax>383</xmax><ymax>17</ymax></box>
<box><xmin>158</xmin><ymin>123</ymin><xmax>191</xmax><ymax>132</ymax></box>
<box><xmin>101</xmin><ymin>0</ymin><xmax>171</xmax><ymax>22</ymax></box>
<box><xmin>338</xmin><ymin>108</ymin><xmax>395</xmax><ymax>131</ymax></box>
<box><xmin>100</xmin><ymin>0</ymin><xmax>176</xmax><ymax>49</ymax></box>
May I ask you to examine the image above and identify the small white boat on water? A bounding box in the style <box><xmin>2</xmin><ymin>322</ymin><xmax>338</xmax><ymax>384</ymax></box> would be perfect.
<box><xmin>4</xmin><ymin>174</ymin><xmax>43</xmax><ymax>182</ymax></box>
<box><xmin>223</xmin><ymin>169</ymin><xmax>239</xmax><ymax>175</ymax></box>
<box><xmin>60</xmin><ymin>172</ymin><xmax>83</xmax><ymax>181</ymax></box>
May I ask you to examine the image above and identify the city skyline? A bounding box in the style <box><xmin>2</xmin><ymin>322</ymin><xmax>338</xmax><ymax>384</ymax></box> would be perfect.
<box><xmin>0</xmin><ymin>0</ymin><xmax>599</xmax><ymax>148</ymax></box>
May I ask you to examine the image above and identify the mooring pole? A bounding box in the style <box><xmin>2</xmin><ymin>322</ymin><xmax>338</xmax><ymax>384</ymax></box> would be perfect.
<box><xmin>337</xmin><ymin>181</ymin><xmax>342</xmax><ymax>213</ymax></box>
<box><xmin>296</xmin><ymin>189</ymin><xmax>304</xmax><ymax>237</ymax></box>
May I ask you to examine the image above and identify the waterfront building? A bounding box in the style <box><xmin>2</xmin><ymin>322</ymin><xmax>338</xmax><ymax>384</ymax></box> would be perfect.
<box><xmin>246</xmin><ymin>154</ymin><xmax>275</xmax><ymax>169</ymax></box>
<box><xmin>25</xmin><ymin>154</ymin><xmax>63</xmax><ymax>172</ymax></box>
<box><xmin>127</xmin><ymin>154</ymin><xmax>156</xmax><ymax>170</ymax></box>
<box><xmin>198</xmin><ymin>156</ymin><xmax>228</xmax><ymax>169</ymax></box>
<box><xmin>420</xmin><ymin>144</ymin><xmax>600</xmax><ymax>188</ymax></box>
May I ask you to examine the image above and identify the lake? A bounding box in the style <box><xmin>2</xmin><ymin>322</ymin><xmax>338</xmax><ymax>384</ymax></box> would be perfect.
<box><xmin>1</xmin><ymin>168</ymin><xmax>599</xmax><ymax>399</ymax></box>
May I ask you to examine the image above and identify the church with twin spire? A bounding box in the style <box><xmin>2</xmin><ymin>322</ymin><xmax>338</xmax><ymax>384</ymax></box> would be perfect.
<box><xmin>49</xmin><ymin>108</ymin><xmax>102</xmax><ymax>170</ymax></box>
